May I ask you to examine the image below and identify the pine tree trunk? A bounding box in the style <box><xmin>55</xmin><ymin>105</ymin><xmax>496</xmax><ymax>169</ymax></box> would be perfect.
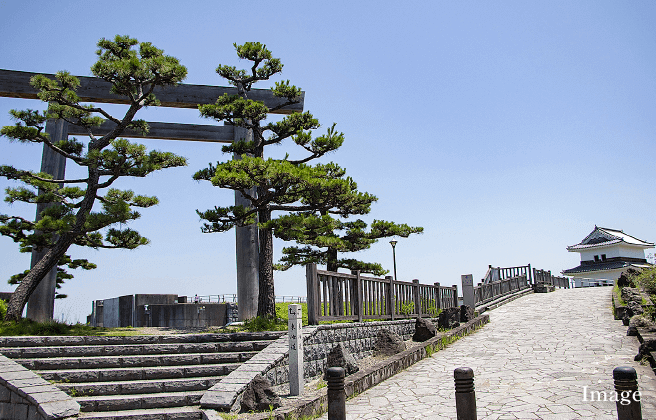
<box><xmin>256</xmin><ymin>206</ymin><xmax>276</xmax><ymax>319</ymax></box>
<box><xmin>5</xmin><ymin>234</ymin><xmax>75</xmax><ymax>321</ymax></box>
<box><xmin>327</xmin><ymin>247</ymin><xmax>338</xmax><ymax>273</ymax></box>
<box><xmin>5</xmin><ymin>168</ymin><xmax>100</xmax><ymax>321</ymax></box>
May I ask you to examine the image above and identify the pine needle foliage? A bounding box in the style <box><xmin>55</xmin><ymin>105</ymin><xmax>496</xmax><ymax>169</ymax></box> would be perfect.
<box><xmin>0</xmin><ymin>35</ymin><xmax>188</xmax><ymax>320</ymax></box>
<box><xmin>194</xmin><ymin>43</ymin><xmax>375</xmax><ymax>318</ymax></box>
<box><xmin>271</xmin><ymin>215</ymin><xmax>423</xmax><ymax>276</ymax></box>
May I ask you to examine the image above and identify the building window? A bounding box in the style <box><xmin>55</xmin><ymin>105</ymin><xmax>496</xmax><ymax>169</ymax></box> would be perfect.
<box><xmin>594</xmin><ymin>255</ymin><xmax>600</xmax><ymax>262</ymax></box>
<box><xmin>601</xmin><ymin>254</ymin><xmax>606</xmax><ymax>261</ymax></box>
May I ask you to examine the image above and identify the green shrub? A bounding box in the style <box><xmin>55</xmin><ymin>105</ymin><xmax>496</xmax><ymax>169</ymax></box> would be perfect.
<box><xmin>0</xmin><ymin>300</ymin><xmax>7</xmax><ymax>321</ymax></box>
<box><xmin>243</xmin><ymin>316</ymin><xmax>287</xmax><ymax>332</ymax></box>
<box><xmin>636</xmin><ymin>267</ymin><xmax>656</xmax><ymax>295</ymax></box>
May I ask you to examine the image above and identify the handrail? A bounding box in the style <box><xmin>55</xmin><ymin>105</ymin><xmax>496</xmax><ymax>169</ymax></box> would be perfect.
<box><xmin>305</xmin><ymin>264</ymin><xmax>458</xmax><ymax>325</ymax></box>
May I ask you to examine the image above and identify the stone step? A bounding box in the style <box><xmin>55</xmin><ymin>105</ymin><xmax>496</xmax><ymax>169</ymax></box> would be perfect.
<box><xmin>39</xmin><ymin>363</ymin><xmax>239</xmax><ymax>383</ymax></box>
<box><xmin>0</xmin><ymin>331</ymin><xmax>285</xmax><ymax>348</ymax></box>
<box><xmin>77</xmin><ymin>406</ymin><xmax>202</xmax><ymax>419</ymax></box>
<box><xmin>14</xmin><ymin>351</ymin><xmax>255</xmax><ymax>370</ymax></box>
<box><xmin>0</xmin><ymin>340</ymin><xmax>270</xmax><ymax>359</ymax></box>
<box><xmin>76</xmin><ymin>391</ymin><xmax>204</xmax><ymax>412</ymax></box>
<box><xmin>57</xmin><ymin>376</ymin><xmax>222</xmax><ymax>397</ymax></box>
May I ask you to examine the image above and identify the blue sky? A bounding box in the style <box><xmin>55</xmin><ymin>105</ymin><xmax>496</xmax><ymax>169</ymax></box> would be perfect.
<box><xmin>1</xmin><ymin>1</ymin><xmax>655</xmax><ymax>323</ymax></box>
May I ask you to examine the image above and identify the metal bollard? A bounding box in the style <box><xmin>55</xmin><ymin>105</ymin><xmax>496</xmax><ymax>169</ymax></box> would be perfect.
<box><xmin>614</xmin><ymin>366</ymin><xmax>642</xmax><ymax>420</ymax></box>
<box><xmin>327</xmin><ymin>367</ymin><xmax>346</xmax><ymax>420</ymax></box>
<box><xmin>454</xmin><ymin>367</ymin><xmax>477</xmax><ymax>420</ymax></box>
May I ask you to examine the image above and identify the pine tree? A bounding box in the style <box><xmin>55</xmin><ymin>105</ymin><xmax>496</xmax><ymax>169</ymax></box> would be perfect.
<box><xmin>0</xmin><ymin>35</ymin><xmax>188</xmax><ymax>321</ymax></box>
<box><xmin>194</xmin><ymin>43</ymin><xmax>374</xmax><ymax>318</ymax></box>
<box><xmin>272</xmin><ymin>213</ymin><xmax>423</xmax><ymax>276</ymax></box>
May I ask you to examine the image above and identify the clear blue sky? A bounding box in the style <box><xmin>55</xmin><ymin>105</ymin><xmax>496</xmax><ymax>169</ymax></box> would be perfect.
<box><xmin>1</xmin><ymin>1</ymin><xmax>655</xmax><ymax>323</ymax></box>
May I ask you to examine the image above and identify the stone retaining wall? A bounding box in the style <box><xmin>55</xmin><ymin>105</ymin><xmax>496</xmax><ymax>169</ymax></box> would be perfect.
<box><xmin>274</xmin><ymin>318</ymin><xmax>423</xmax><ymax>384</ymax></box>
<box><xmin>0</xmin><ymin>355</ymin><xmax>79</xmax><ymax>420</ymax></box>
<box><xmin>201</xmin><ymin>317</ymin><xmax>434</xmax><ymax>411</ymax></box>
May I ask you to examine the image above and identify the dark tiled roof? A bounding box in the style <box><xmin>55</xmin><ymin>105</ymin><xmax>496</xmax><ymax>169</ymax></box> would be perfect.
<box><xmin>567</xmin><ymin>226</ymin><xmax>654</xmax><ymax>251</ymax></box>
<box><xmin>562</xmin><ymin>261</ymin><xmax>630</xmax><ymax>274</ymax></box>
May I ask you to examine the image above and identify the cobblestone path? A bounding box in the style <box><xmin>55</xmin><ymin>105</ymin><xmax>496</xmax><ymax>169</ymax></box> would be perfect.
<box><xmin>317</xmin><ymin>287</ymin><xmax>656</xmax><ymax>420</ymax></box>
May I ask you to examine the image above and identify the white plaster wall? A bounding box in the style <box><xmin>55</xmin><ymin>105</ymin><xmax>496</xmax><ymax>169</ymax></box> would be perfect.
<box><xmin>618</xmin><ymin>245</ymin><xmax>648</xmax><ymax>260</ymax></box>
<box><xmin>571</xmin><ymin>268</ymin><xmax>623</xmax><ymax>283</ymax></box>
<box><xmin>578</xmin><ymin>245</ymin><xmax>646</xmax><ymax>262</ymax></box>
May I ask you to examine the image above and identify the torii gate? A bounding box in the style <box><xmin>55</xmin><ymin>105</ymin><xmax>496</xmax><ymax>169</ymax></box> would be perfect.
<box><xmin>0</xmin><ymin>69</ymin><xmax>304</xmax><ymax>322</ymax></box>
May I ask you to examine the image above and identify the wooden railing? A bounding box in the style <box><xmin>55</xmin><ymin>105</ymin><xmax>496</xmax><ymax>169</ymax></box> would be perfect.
<box><xmin>305</xmin><ymin>263</ymin><xmax>458</xmax><ymax>325</ymax></box>
<box><xmin>533</xmin><ymin>268</ymin><xmax>570</xmax><ymax>289</ymax></box>
<box><xmin>483</xmin><ymin>264</ymin><xmax>533</xmax><ymax>284</ymax></box>
<box><xmin>473</xmin><ymin>274</ymin><xmax>531</xmax><ymax>306</ymax></box>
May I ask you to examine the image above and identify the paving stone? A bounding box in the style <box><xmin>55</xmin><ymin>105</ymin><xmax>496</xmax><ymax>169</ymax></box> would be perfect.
<box><xmin>315</xmin><ymin>288</ymin><xmax>656</xmax><ymax>420</ymax></box>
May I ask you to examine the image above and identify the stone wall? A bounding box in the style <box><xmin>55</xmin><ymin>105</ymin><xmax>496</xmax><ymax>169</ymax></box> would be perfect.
<box><xmin>264</xmin><ymin>318</ymin><xmax>428</xmax><ymax>386</ymax></box>
<box><xmin>0</xmin><ymin>355</ymin><xmax>78</xmax><ymax>420</ymax></box>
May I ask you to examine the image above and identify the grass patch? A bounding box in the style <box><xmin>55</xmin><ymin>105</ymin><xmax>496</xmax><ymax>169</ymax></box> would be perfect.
<box><xmin>0</xmin><ymin>319</ymin><xmax>103</xmax><ymax>336</ymax></box>
<box><xmin>613</xmin><ymin>285</ymin><xmax>627</xmax><ymax>306</ymax></box>
<box><xmin>0</xmin><ymin>319</ymin><xmax>145</xmax><ymax>337</ymax></box>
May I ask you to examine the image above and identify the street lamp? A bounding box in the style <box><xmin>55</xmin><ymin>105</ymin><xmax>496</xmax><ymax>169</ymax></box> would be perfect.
<box><xmin>389</xmin><ymin>240</ymin><xmax>398</xmax><ymax>281</ymax></box>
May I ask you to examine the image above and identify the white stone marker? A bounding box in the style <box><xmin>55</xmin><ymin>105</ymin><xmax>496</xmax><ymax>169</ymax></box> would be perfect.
<box><xmin>462</xmin><ymin>274</ymin><xmax>475</xmax><ymax>308</ymax></box>
<box><xmin>288</xmin><ymin>304</ymin><xmax>304</xmax><ymax>396</ymax></box>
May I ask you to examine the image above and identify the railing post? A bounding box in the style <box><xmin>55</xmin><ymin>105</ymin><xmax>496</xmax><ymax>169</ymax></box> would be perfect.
<box><xmin>454</xmin><ymin>367</ymin><xmax>476</xmax><ymax>420</ymax></box>
<box><xmin>327</xmin><ymin>367</ymin><xmax>346</xmax><ymax>420</ymax></box>
<box><xmin>385</xmin><ymin>276</ymin><xmax>396</xmax><ymax>321</ymax></box>
<box><xmin>434</xmin><ymin>282</ymin><xmax>441</xmax><ymax>310</ymax></box>
<box><xmin>413</xmin><ymin>279</ymin><xmax>422</xmax><ymax>318</ymax></box>
<box><xmin>453</xmin><ymin>284</ymin><xmax>459</xmax><ymax>308</ymax></box>
<box><xmin>528</xmin><ymin>263</ymin><xmax>533</xmax><ymax>285</ymax></box>
<box><xmin>613</xmin><ymin>366</ymin><xmax>641</xmax><ymax>420</ymax></box>
<box><xmin>357</xmin><ymin>271</ymin><xmax>364</xmax><ymax>323</ymax></box>
<box><xmin>306</xmin><ymin>263</ymin><xmax>319</xmax><ymax>325</ymax></box>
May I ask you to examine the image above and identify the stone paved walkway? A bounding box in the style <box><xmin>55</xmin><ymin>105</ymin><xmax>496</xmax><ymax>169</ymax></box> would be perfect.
<box><xmin>317</xmin><ymin>287</ymin><xmax>656</xmax><ymax>420</ymax></box>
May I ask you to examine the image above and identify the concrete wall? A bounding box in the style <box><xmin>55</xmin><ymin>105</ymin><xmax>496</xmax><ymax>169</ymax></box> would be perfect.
<box><xmin>102</xmin><ymin>298</ymin><xmax>119</xmax><ymax>328</ymax></box>
<box><xmin>91</xmin><ymin>295</ymin><xmax>236</xmax><ymax>327</ymax></box>
<box><xmin>140</xmin><ymin>303</ymin><xmax>227</xmax><ymax>328</ymax></box>
<box><xmin>134</xmin><ymin>294</ymin><xmax>178</xmax><ymax>307</ymax></box>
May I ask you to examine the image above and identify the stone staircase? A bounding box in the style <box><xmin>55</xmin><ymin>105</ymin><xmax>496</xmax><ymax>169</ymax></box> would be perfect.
<box><xmin>0</xmin><ymin>332</ymin><xmax>284</xmax><ymax>419</ymax></box>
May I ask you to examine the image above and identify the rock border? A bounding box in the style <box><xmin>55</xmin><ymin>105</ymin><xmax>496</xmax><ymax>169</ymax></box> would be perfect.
<box><xmin>612</xmin><ymin>287</ymin><xmax>654</xmax><ymax>321</ymax></box>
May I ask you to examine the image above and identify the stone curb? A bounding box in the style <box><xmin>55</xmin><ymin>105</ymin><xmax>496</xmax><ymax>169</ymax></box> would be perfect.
<box><xmin>476</xmin><ymin>287</ymin><xmax>534</xmax><ymax>312</ymax></box>
<box><xmin>0</xmin><ymin>354</ymin><xmax>79</xmax><ymax>419</ymax></box>
<box><xmin>220</xmin><ymin>314</ymin><xmax>490</xmax><ymax>420</ymax></box>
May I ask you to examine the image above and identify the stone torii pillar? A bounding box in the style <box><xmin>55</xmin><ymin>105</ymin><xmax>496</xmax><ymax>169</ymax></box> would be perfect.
<box><xmin>26</xmin><ymin>117</ymin><xmax>68</xmax><ymax>322</ymax></box>
<box><xmin>0</xmin><ymin>69</ymin><xmax>304</xmax><ymax>322</ymax></box>
<box><xmin>233</xmin><ymin>124</ymin><xmax>259</xmax><ymax>320</ymax></box>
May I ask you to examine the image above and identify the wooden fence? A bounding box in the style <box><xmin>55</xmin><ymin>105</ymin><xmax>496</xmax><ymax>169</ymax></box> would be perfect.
<box><xmin>305</xmin><ymin>263</ymin><xmax>458</xmax><ymax>325</ymax></box>
<box><xmin>473</xmin><ymin>274</ymin><xmax>531</xmax><ymax>306</ymax></box>
<box><xmin>483</xmin><ymin>264</ymin><xmax>533</xmax><ymax>284</ymax></box>
<box><xmin>533</xmin><ymin>268</ymin><xmax>570</xmax><ymax>289</ymax></box>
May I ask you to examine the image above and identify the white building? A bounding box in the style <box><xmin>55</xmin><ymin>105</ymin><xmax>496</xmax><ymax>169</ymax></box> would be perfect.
<box><xmin>562</xmin><ymin>226</ymin><xmax>653</xmax><ymax>285</ymax></box>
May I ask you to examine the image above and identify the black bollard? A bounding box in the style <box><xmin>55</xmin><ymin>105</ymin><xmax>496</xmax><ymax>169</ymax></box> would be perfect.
<box><xmin>327</xmin><ymin>367</ymin><xmax>346</xmax><ymax>420</ymax></box>
<box><xmin>614</xmin><ymin>366</ymin><xmax>642</xmax><ymax>420</ymax></box>
<box><xmin>454</xmin><ymin>367</ymin><xmax>477</xmax><ymax>420</ymax></box>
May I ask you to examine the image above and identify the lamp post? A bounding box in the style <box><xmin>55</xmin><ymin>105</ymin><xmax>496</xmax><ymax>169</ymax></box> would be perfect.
<box><xmin>390</xmin><ymin>240</ymin><xmax>398</xmax><ymax>281</ymax></box>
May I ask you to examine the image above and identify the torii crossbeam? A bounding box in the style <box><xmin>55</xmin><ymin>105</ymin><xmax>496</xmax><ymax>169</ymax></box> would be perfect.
<box><xmin>0</xmin><ymin>69</ymin><xmax>304</xmax><ymax>321</ymax></box>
